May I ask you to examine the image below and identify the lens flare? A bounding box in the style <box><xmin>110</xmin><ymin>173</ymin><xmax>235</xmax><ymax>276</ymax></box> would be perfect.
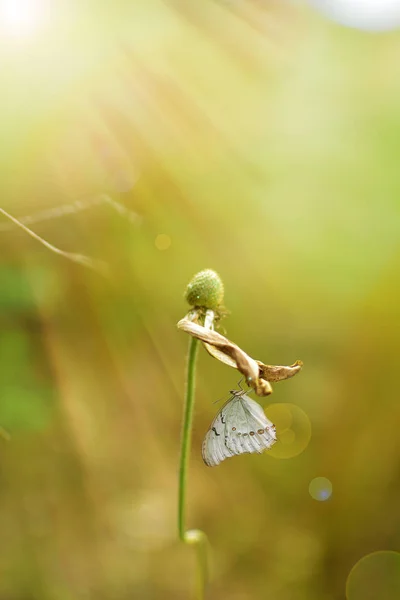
<box><xmin>346</xmin><ymin>551</ymin><xmax>400</xmax><ymax>600</ymax></box>
<box><xmin>264</xmin><ymin>403</ymin><xmax>312</xmax><ymax>459</ymax></box>
<box><xmin>0</xmin><ymin>0</ymin><xmax>48</xmax><ymax>39</ymax></box>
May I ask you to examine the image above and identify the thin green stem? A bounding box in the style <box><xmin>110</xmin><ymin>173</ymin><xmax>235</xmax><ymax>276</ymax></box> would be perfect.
<box><xmin>178</xmin><ymin>336</ymin><xmax>199</xmax><ymax>539</ymax></box>
<box><xmin>178</xmin><ymin>336</ymin><xmax>208</xmax><ymax>599</ymax></box>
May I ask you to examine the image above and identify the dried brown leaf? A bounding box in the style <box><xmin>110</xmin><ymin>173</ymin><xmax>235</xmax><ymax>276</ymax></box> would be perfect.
<box><xmin>177</xmin><ymin>317</ymin><xmax>302</xmax><ymax>397</ymax></box>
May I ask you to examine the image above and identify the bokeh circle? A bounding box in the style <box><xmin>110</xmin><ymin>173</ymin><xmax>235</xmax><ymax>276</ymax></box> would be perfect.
<box><xmin>346</xmin><ymin>551</ymin><xmax>400</xmax><ymax>600</ymax></box>
<box><xmin>309</xmin><ymin>477</ymin><xmax>332</xmax><ymax>501</ymax></box>
<box><xmin>264</xmin><ymin>403</ymin><xmax>312</xmax><ymax>459</ymax></box>
<box><xmin>155</xmin><ymin>234</ymin><xmax>171</xmax><ymax>250</ymax></box>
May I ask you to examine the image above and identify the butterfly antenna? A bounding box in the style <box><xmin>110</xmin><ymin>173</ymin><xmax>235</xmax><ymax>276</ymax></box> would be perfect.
<box><xmin>213</xmin><ymin>391</ymin><xmax>233</xmax><ymax>405</ymax></box>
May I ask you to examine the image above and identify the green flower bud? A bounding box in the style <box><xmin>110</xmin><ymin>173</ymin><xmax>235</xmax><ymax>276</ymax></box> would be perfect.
<box><xmin>185</xmin><ymin>269</ymin><xmax>224</xmax><ymax>309</ymax></box>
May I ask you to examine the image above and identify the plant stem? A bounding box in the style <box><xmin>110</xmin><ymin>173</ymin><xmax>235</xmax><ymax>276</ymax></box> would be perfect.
<box><xmin>178</xmin><ymin>336</ymin><xmax>199</xmax><ymax>540</ymax></box>
<box><xmin>178</xmin><ymin>336</ymin><xmax>208</xmax><ymax>599</ymax></box>
<box><xmin>0</xmin><ymin>207</ymin><xmax>108</xmax><ymax>276</ymax></box>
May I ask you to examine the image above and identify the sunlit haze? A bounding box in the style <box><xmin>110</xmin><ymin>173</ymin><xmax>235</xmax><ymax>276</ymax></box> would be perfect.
<box><xmin>310</xmin><ymin>0</ymin><xmax>400</xmax><ymax>30</ymax></box>
<box><xmin>0</xmin><ymin>0</ymin><xmax>48</xmax><ymax>38</ymax></box>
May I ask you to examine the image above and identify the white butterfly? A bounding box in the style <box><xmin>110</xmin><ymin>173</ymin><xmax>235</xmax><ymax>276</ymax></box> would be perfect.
<box><xmin>202</xmin><ymin>389</ymin><xmax>277</xmax><ymax>467</ymax></box>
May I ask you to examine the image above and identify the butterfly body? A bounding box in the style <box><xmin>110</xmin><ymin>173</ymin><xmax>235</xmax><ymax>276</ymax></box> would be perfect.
<box><xmin>202</xmin><ymin>390</ymin><xmax>277</xmax><ymax>467</ymax></box>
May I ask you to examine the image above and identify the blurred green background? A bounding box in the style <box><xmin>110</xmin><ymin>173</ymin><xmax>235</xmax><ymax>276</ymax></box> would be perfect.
<box><xmin>1</xmin><ymin>1</ymin><xmax>400</xmax><ymax>599</ymax></box>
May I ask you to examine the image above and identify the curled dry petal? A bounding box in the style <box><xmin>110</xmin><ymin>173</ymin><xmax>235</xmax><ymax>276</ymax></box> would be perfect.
<box><xmin>177</xmin><ymin>317</ymin><xmax>302</xmax><ymax>397</ymax></box>
<box><xmin>257</xmin><ymin>360</ymin><xmax>303</xmax><ymax>382</ymax></box>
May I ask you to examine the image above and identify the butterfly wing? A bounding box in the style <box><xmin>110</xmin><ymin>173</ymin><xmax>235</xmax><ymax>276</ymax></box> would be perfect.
<box><xmin>202</xmin><ymin>396</ymin><xmax>237</xmax><ymax>467</ymax></box>
<box><xmin>225</xmin><ymin>394</ymin><xmax>277</xmax><ymax>457</ymax></box>
<box><xmin>202</xmin><ymin>393</ymin><xmax>277</xmax><ymax>467</ymax></box>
